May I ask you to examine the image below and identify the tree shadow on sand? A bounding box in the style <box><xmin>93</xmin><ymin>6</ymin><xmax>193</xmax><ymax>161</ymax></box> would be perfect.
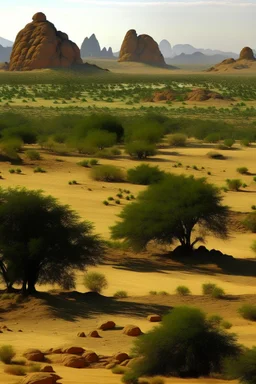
<box><xmin>34</xmin><ymin>291</ymin><xmax>170</xmax><ymax>322</ymax></box>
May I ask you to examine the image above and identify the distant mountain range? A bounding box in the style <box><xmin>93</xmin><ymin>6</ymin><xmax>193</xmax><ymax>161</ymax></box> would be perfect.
<box><xmin>159</xmin><ymin>40</ymin><xmax>239</xmax><ymax>60</ymax></box>
<box><xmin>81</xmin><ymin>34</ymin><xmax>113</xmax><ymax>58</ymax></box>
<box><xmin>0</xmin><ymin>45</ymin><xmax>12</xmax><ymax>62</ymax></box>
<box><xmin>0</xmin><ymin>37</ymin><xmax>13</xmax><ymax>47</ymax></box>
<box><xmin>166</xmin><ymin>52</ymin><xmax>234</xmax><ymax>66</ymax></box>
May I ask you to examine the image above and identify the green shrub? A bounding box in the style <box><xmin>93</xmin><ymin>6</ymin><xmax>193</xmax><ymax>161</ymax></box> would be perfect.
<box><xmin>202</xmin><ymin>283</ymin><xmax>216</xmax><ymax>295</ymax></box>
<box><xmin>0</xmin><ymin>138</ymin><xmax>23</xmax><ymax>161</ymax></box>
<box><xmin>237</xmin><ymin>167</ymin><xmax>249</xmax><ymax>175</ymax></box>
<box><xmin>83</xmin><ymin>272</ymin><xmax>108</xmax><ymax>293</ymax></box>
<box><xmin>27</xmin><ymin>363</ymin><xmax>41</xmax><ymax>372</ymax></box>
<box><xmin>175</xmin><ymin>285</ymin><xmax>191</xmax><ymax>296</ymax></box>
<box><xmin>25</xmin><ymin>150</ymin><xmax>41</xmax><ymax>161</ymax></box>
<box><xmin>221</xmin><ymin>320</ymin><xmax>232</xmax><ymax>330</ymax></box>
<box><xmin>243</xmin><ymin>212</ymin><xmax>256</xmax><ymax>233</ymax></box>
<box><xmin>238</xmin><ymin>304</ymin><xmax>256</xmax><ymax>321</ymax></box>
<box><xmin>226</xmin><ymin>179</ymin><xmax>242</xmax><ymax>191</ymax></box>
<box><xmin>34</xmin><ymin>166</ymin><xmax>46</xmax><ymax>173</ymax></box>
<box><xmin>4</xmin><ymin>365</ymin><xmax>26</xmax><ymax>376</ymax></box>
<box><xmin>223</xmin><ymin>138</ymin><xmax>235</xmax><ymax>148</ymax></box>
<box><xmin>127</xmin><ymin>164</ymin><xmax>165</xmax><ymax>185</ymax></box>
<box><xmin>205</xmin><ymin>133</ymin><xmax>220</xmax><ymax>143</ymax></box>
<box><xmin>125</xmin><ymin>141</ymin><xmax>157</xmax><ymax>159</ymax></box>
<box><xmin>0</xmin><ymin>345</ymin><xmax>16</xmax><ymax>364</ymax></box>
<box><xmin>122</xmin><ymin>369</ymin><xmax>139</xmax><ymax>383</ymax></box>
<box><xmin>113</xmin><ymin>290</ymin><xmax>128</xmax><ymax>299</ymax></box>
<box><xmin>225</xmin><ymin>347</ymin><xmax>256</xmax><ymax>384</ymax></box>
<box><xmin>9</xmin><ymin>168</ymin><xmax>15</xmax><ymax>174</ymax></box>
<box><xmin>90</xmin><ymin>158</ymin><xmax>99</xmax><ymax>166</ymax></box>
<box><xmin>112</xmin><ymin>365</ymin><xmax>127</xmax><ymax>374</ymax></box>
<box><xmin>128</xmin><ymin>306</ymin><xmax>239</xmax><ymax>379</ymax></box>
<box><xmin>251</xmin><ymin>241</ymin><xmax>256</xmax><ymax>254</ymax></box>
<box><xmin>168</xmin><ymin>134</ymin><xmax>187</xmax><ymax>147</ymax></box>
<box><xmin>211</xmin><ymin>286</ymin><xmax>225</xmax><ymax>299</ymax></box>
<box><xmin>103</xmin><ymin>200</ymin><xmax>109</xmax><ymax>206</ymax></box>
<box><xmin>240</xmin><ymin>138</ymin><xmax>250</xmax><ymax>147</ymax></box>
<box><xmin>77</xmin><ymin>159</ymin><xmax>90</xmax><ymax>167</ymax></box>
<box><xmin>91</xmin><ymin>165</ymin><xmax>125</xmax><ymax>182</ymax></box>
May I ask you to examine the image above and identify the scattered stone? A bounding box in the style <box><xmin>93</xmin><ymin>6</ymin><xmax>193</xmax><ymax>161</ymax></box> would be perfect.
<box><xmin>119</xmin><ymin>29</ymin><xmax>166</xmax><ymax>66</ymax></box>
<box><xmin>23</xmin><ymin>349</ymin><xmax>45</xmax><ymax>362</ymax></box>
<box><xmin>40</xmin><ymin>366</ymin><xmax>55</xmax><ymax>373</ymax></box>
<box><xmin>19</xmin><ymin>372</ymin><xmax>61</xmax><ymax>384</ymax></box>
<box><xmin>123</xmin><ymin>325</ymin><xmax>142</xmax><ymax>337</ymax></box>
<box><xmin>77</xmin><ymin>332</ymin><xmax>86</xmax><ymax>338</ymax></box>
<box><xmin>99</xmin><ymin>321</ymin><xmax>116</xmax><ymax>331</ymax></box>
<box><xmin>83</xmin><ymin>351</ymin><xmax>99</xmax><ymax>363</ymax></box>
<box><xmin>62</xmin><ymin>346</ymin><xmax>84</xmax><ymax>355</ymax></box>
<box><xmin>50</xmin><ymin>348</ymin><xmax>62</xmax><ymax>354</ymax></box>
<box><xmin>113</xmin><ymin>352</ymin><xmax>129</xmax><ymax>363</ymax></box>
<box><xmin>62</xmin><ymin>354</ymin><xmax>87</xmax><ymax>368</ymax></box>
<box><xmin>147</xmin><ymin>314</ymin><xmax>162</xmax><ymax>322</ymax></box>
<box><xmin>88</xmin><ymin>330</ymin><xmax>100</xmax><ymax>338</ymax></box>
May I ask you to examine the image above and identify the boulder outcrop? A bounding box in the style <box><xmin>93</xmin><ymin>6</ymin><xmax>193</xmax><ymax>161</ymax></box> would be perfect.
<box><xmin>9</xmin><ymin>12</ymin><xmax>82</xmax><ymax>71</ymax></box>
<box><xmin>239</xmin><ymin>47</ymin><xmax>255</xmax><ymax>61</ymax></box>
<box><xmin>119</xmin><ymin>30</ymin><xmax>166</xmax><ymax>66</ymax></box>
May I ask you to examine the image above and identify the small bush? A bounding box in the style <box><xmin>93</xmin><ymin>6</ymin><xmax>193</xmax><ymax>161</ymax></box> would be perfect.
<box><xmin>90</xmin><ymin>158</ymin><xmax>99</xmax><ymax>166</ymax></box>
<box><xmin>27</xmin><ymin>364</ymin><xmax>41</xmax><ymax>372</ymax></box>
<box><xmin>221</xmin><ymin>320</ymin><xmax>232</xmax><ymax>330</ymax></box>
<box><xmin>125</xmin><ymin>141</ymin><xmax>157</xmax><ymax>159</ymax></box>
<box><xmin>91</xmin><ymin>165</ymin><xmax>125</xmax><ymax>182</ymax></box>
<box><xmin>4</xmin><ymin>365</ymin><xmax>26</xmax><ymax>376</ymax></box>
<box><xmin>34</xmin><ymin>166</ymin><xmax>46</xmax><ymax>173</ymax></box>
<box><xmin>115</xmin><ymin>199</ymin><xmax>121</xmax><ymax>205</ymax></box>
<box><xmin>240</xmin><ymin>138</ymin><xmax>250</xmax><ymax>147</ymax></box>
<box><xmin>208</xmin><ymin>314</ymin><xmax>223</xmax><ymax>327</ymax></box>
<box><xmin>175</xmin><ymin>285</ymin><xmax>191</xmax><ymax>296</ymax></box>
<box><xmin>211</xmin><ymin>286</ymin><xmax>225</xmax><ymax>299</ymax></box>
<box><xmin>112</xmin><ymin>365</ymin><xmax>127</xmax><ymax>374</ymax></box>
<box><xmin>237</xmin><ymin>167</ymin><xmax>249</xmax><ymax>175</ymax></box>
<box><xmin>243</xmin><ymin>212</ymin><xmax>256</xmax><ymax>233</ymax></box>
<box><xmin>238</xmin><ymin>304</ymin><xmax>256</xmax><ymax>321</ymax></box>
<box><xmin>168</xmin><ymin>134</ymin><xmax>187</xmax><ymax>147</ymax></box>
<box><xmin>202</xmin><ymin>283</ymin><xmax>216</xmax><ymax>295</ymax></box>
<box><xmin>83</xmin><ymin>272</ymin><xmax>108</xmax><ymax>293</ymax></box>
<box><xmin>223</xmin><ymin>138</ymin><xmax>235</xmax><ymax>148</ymax></box>
<box><xmin>25</xmin><ymin>150</ymin><xmax>41</xmax><ymax>161</ymax></box>
<box><xmin>127</xmin><ymin>164</ymin><xmax>165</xmax><ymax>185</ymax></box>
<box><xmin>225</xmin><ymin>347</ymin><xmax>256</xmax><ymax>384</ymax></box>
<box><xmin>103</xmin><ymin>200</ymin><xmax>109</xmax><ymax>206</ymax></box>
<box><xmin>226</xmin><ymin>179</ymin><xmax>242</xmax><ymax>191</ymax></box>
<box><xmin>251</xmin><ymin>241</ymin><xmax>256</xmax><ymax>254</ymax></box>
<box><xmin>0</xmin><ymin>345</ymin><xmax>16</xmax><ymax>364</ymax></box>
<box><xmin>113</xmin><ymin>290</ymin><xmax>128</xmax><ymax>299</ymax></box>
<box><xmin>77</xmin><ymin>159</ymin><xmax>89</xmax><ymax>167</ymax></box>
<box><xmin>128</xmin><ymin>306</ymin><xmax>239</xmax><ymax>379</ymax></box>
<box><xmin>9</xmin><ymin>168</ymin><xmax>15</xmax><ymax>174</ymax></box>
<box><xmin>207</xmin><ymin>151</ymin><xmax>225</xmax><ymax>160</ymax></box>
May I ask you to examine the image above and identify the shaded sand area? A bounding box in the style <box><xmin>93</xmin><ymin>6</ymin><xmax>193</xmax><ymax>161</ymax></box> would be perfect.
<box><xmin>0</xmin><ymin>139</ymin><xmax>255</xmax><ymax>384</ymax></box>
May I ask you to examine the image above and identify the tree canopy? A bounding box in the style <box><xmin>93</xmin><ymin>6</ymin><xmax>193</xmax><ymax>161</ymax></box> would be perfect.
<box><xmin>0</xmin><ymin>187</ymin><xmax>103</xmax><ymax>294</ymax></box>
<box><xmin>111</xmin><ymin>174</ymin><xmax>229</xmax><ymax>251</ymax></box>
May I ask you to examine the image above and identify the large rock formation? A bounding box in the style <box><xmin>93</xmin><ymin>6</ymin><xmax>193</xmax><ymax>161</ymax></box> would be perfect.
<box><xmin>239</xmin><ymin>47</ymin><xmax>255</xmax><ymax>61</ymax></box>
<box><xmin>9</xmin><ymin>12</ymin><xmax>83</xmax><ymax>71</ymax></box>
<box><xmin>119</xmin><ymin>30</ymin><xmax>166</xmax><ymax>66</ymax></box>
<box><xmin>80</xmin><ymin>34</ymin><xmax>114</xmax><ymax>58</ymax></box>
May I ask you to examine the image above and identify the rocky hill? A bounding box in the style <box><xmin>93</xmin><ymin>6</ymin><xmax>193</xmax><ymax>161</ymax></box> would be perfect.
<box><xmin>208</xmin><ymin>46</ymin><xmax>255</xmax><ymax>72</ymax></box>
<box><xmin>0</xmin><ymin>37</ymin><xmax>13</xmax><ymax>47</ymax></box>
<box><xmin>119</xmin><ymin>30</ymin><xmax>165</xmax><ymax>66</ymax></box>
<box><xmin>9</xmin><ymin>12</ymin><xmax>83</xmax><ymax>71</ymax></box>
<box><xmin>166</xmin><ymin>52</ymin><xmax>232</xmax><ymax>66</ymax></box>
<box><xmin>81</xmin><ymin>34</ymin><xmax>113</xmax><ymax>58</ymax></box>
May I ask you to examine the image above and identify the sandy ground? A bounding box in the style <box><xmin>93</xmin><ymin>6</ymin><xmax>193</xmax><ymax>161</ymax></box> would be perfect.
<box><xmin>0</xmin><ymin>140</ymin><xmax>255</xmax><ymax>384</ymax></box>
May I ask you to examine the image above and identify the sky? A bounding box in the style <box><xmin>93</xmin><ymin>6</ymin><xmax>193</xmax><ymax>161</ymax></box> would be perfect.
<box><xmin>0</xmin><ymin>0</ymin><xmax>256</xmax><ymax>53</ymax></box>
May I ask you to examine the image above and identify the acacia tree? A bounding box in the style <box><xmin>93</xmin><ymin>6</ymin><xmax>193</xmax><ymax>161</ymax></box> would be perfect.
<box><xmin>111</xmin><ymin>174</ymin><xmax>229</xmax><ymax>252</ymax></box>
<box><xmin>0</xmin><ymin>187</ymin><xmax>103</xmax><ymax>294</ymax></box>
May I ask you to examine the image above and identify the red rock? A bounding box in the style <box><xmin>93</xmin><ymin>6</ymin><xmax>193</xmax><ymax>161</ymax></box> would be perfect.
<box><xmin>239</xmin><ymin>47</ymin><xmax>255</xmax><ymax>60</ymax></box>
<box><xmin>83</xmin><ymin>351</ymin><xmax>99</xmax><ymax>363</ymax></box>
<box><xmin>77</xmin><ymin>332</ymin><xmax>86</xmax><ymax>338</ymax></box>
<box><xmin>62</xmin><ymin>346</ymin><xmax>84</xmax><ymax>355</ymax></box>
<box><xmin>23</xmin><ymin>349</ymin><xmax>45</xmax><ymax>362</ymax></box>
<box><xmin>119</xmin><ymin>30</ymin><xmax>165</xmax><ymax>66</ymax></box>
<box><xmin>40</xmin><ymin>366</ymin><xmax>55</xmax><ymax>373</ymax></box>
<box><xmin>62</xmin><ymin>354</ymin><xmax>87</xmax><ymax>368</ymax></box>
<box><xmin>113</xmin><ymin>352</ymin><xmax>129</xmax><ymax>363</ymax></box>
<box><xmin>88</xmin><ymin>330</ymin><xmax>100</xmax><ymax>338</ymax></box>
<box><xmin>147</xmin><ymin>314</ymin><xmax>162</xmax><ymax>322</ymax></box>
<box><xmin>123</xmin><ymin>325</ymin><xmax>142</xmax><ymax>337</ymax></box>
<box><xmin>99</xmin><ymin>321</ymin><xmax>116</xmax><ymax>330</ymax></box>
<box><xmin>19</xmin><ymin>372</ymin><xmax>61</xmax><ymax>384</ymax></box>
<box><xmin>9</xmin><ymin>13</ymin><xmax>83</xmax><ymax>71</ymax></box>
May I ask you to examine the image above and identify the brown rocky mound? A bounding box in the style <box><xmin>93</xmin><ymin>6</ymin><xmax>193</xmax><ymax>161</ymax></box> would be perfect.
<box><xmin>9</xmin><ymin>12</ymin><xmax>83</xmax><ymax>71</ymax></box>
<box><xmin>208</xmin><ymin>46</ymin><xmax>255</xmax><ymax>72</ymax></box>
<box><xmin>145</xmin><ymin>89</ymin><xmax>177</xmax><ymax>102</ymax></box>
<box><xmin>186</xmin><ymin>89</ymin><xmax>224</xmax><ymax>101</ymax></box>
<box><xmin>239</xmin><ymin>47</ymin><xmax>255</xmax><ymax>61</ymax></box>
<box><xmin>119</xmin><ymin>29</ymin><xmax>165</xmax><ymax>66</ymax></box>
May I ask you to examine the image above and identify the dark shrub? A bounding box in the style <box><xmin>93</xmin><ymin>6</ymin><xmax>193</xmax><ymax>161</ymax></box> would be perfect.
<box><xmin>127</xmin><ymin>164</ymin><xmax>165</xmax><ymax>185</ymax></box>
<box><xmin>91</xmin><ymin>165</ymin><xmax>126</xmax><ymax>182</ymax></box>
<box><xmin>225</xmin><ymin>347</ymin><xmax>256</xmax><ymax>384</ymax></box>
<box><xmin>129</xmin><ymin>306</ymin><xmax>239</xmax><ymax>379</ymax></box>
<box><xmin>243</xmin><ymin>212</ymin><xmax>256</xmax><ymax>233</ymax></box>
<box><xmin>125</xmin><ymin>141</ymin><xmax>157</xmax><ymax>160</ymax></box>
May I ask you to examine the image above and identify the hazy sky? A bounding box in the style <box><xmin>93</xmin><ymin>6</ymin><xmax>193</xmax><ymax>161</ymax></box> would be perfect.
<box><xmin>1</xmin><ymin>0</ymin><xmax>256</xmax><ymax>52</ymax></box>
